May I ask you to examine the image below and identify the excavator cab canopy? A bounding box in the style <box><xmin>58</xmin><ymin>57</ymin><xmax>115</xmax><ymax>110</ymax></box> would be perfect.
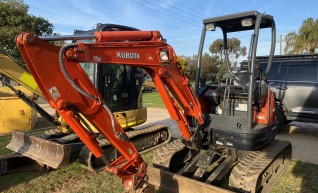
<box><xmin>202</xmin><ymin>10</ymin><xmax>274</xmax><ymax>33</ymax></box>
<box><xmin>196</xmin><ymin>10</ymin><xmax>276</xmax><ymax>131</ymax></box>
<box><xmin>196</xmin><ymin>11</ymin><xmax>276</xmax><ymax>89</ymax></box>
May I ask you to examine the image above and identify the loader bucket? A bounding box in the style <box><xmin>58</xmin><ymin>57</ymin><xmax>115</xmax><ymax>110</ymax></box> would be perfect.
<box><xmin>6</xmin><ymin>130</ymin><xmax>71</xmax><ymax>169</ymax></box>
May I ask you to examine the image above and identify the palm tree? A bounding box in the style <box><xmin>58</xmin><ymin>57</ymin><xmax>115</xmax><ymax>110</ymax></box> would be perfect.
<box><xmin>284</xmin><ymin>18</ymin><xmax>318</xmax><ymax>54</ymax></box>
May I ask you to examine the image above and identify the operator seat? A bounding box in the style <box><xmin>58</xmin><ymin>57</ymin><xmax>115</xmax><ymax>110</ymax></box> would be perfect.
<box><xmin>253</xmin><ymin>73</ymin><xmax>268</xmax><ymax>108</ymax></box>
<box><xmin>235</xmin><ymin>65</ymin><xmax>268</xmax><ymax>107</ymax></box>
<box><xmin>235</xmin><ymin>69</ymin><xmax>249</xmax><ymax>85</ymax></box>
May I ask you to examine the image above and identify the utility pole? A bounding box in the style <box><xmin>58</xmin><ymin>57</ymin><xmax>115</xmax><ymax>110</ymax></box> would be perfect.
<box><xmin>280</xmin><ymin>33</ymin><xmax>282</xmax><ymax>55</ymax></box>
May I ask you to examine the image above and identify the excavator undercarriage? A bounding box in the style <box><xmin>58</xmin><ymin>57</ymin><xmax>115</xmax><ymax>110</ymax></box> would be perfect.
<box><xmin>152</xmin><ymin>139</ymin><xmax>291</xmax><ymax>193</ymax></box>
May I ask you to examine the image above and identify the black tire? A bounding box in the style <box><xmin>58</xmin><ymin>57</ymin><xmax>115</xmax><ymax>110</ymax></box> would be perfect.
<box><xmin>151</xmin><ymin>88</ymin><xmax>156</xmax><ymax>92</ymax></box>
<box><xmin>275</xmin><ymin>101</ymin><xmax>287</xmax><ymax>129</ymax></box>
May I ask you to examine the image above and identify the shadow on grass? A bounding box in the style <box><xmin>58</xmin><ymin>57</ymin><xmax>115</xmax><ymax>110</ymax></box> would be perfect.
<box><xmin>0</xmin><ymin>171</ymin><xmax>46</xmax><ymax>192</ymax></box>
<box><xmin>292</xmin><ymin>161</ymin><xmax>318</xmax><ymax>193</ymax></box>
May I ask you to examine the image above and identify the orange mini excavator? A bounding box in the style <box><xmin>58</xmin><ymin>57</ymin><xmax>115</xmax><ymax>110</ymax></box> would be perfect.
<box><xmin>15</xmin><ymin>11</ymin><xmax>291</xmax><ymax>193</ymax></box>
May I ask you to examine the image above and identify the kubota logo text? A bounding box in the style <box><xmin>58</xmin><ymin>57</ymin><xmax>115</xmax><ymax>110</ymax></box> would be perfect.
<box><xmin>117</xmin><ymin>52</ymin><xmax>140</xmax><ymax>59</ymax></box>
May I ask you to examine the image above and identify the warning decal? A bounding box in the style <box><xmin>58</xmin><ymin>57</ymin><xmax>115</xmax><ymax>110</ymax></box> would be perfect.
<box><xmin>49</xmin><ymin>86</ymin><xmax>61</xmax><ymax>101</ymax></box>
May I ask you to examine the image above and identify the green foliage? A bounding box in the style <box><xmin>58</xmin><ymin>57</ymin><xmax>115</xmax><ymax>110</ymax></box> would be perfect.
<box><xmin>208</xmin><ymin>38</ymin><xmax>246</xmax><ymax>80</ymax></box>
<box><xmin>217</xmin><ymin>62</ymin><xmax>228</xmax><ymax>80</ymax></box>
<box><xmin>209</xmin><ymin>37</ymin><xmax>246</xmax><ymax>66</ymax></box>
<box><xmin>183</xmin><ymin>55</ymin><xmax>197</xmax><ymax>81</ymax></box>
<box><xmin>0</xmin><ymin>0</ymin><xmax>53</xmax><ymax>62</ymax></box>
<box><xmin>284</xmin><ymin>18</ymin><xmax>318</xmax><ymax>54</ymax></box>
<box><xmin>200</xmin><ymin>53</ymin><xmax>219</xmax><ymax>81</ymax></box>
<box><xmin>176</xmin><ymin>54</ymin><xmax>220</xmax><ymax>82</ymax></box>
<box><xmin>209</xmin><ymin>39</ymin><xmax>224</xmax><ymax>60</ymax></box>
<box><xmin>177</xmin><ymin>55</ymin><xmax>191</xmax><ymax>78</ymax></box>
<box><xmin>284</xmin><ymin>31</ymin><xmax>298</xmax><ymax>54</ymax></box>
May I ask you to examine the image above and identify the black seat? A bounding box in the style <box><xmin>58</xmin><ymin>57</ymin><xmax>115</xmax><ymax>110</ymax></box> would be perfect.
<box><xmin>254</xmin><ymin>79</ymin><xmax>268</xmax><ymax>107</ymax></box>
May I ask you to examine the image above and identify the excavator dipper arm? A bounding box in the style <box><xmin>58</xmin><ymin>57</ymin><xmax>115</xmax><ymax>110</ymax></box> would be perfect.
<box><xmin>16</xmin><ymin>31</ymin><xmax>204</xmax><ymax>191</ymax></box>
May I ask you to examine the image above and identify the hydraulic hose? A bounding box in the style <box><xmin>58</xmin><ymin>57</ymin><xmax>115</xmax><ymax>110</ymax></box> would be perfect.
<box><xmin>58</xmin><ymin>43</ymin><xmax>116</xmax><ymax>133</ymax></box>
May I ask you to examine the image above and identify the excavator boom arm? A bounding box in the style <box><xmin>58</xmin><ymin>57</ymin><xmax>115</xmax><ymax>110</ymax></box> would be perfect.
<box><xmin>16</xmin><ymin>30</ymin><xmax>203</xmax><ymax>190</ymax></box>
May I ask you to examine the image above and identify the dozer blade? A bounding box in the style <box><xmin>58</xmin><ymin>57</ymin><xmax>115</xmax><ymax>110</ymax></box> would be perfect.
<box><xmin>6</xmin><ymin>130</ymin><xmax>71</xmax><ymax>169</ymax></box>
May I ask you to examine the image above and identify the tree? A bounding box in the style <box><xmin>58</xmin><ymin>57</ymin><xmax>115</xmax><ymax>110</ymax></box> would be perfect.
<box><xmin>284</xmin><ymin>18</ymin><xmax>318</xmax><ymax>54</ymax></box>
<box><xmin>178</xmin><ymin>56</ymin><xmax>191</xmax><ymax>78</ymax></box>
<box><xmin>209</xmin><ymin>37</ymin><xmax>246</xmax><ymax>67</ymax></box>
<box><xmin>209</xmin><ymin>38</ymin><xmax>246</xmax><ymax>80</ymax></box>
<box><xmin>177</xmin><ymin>53</ymin><xmax>221</xmax><ymax>82</ymax></box>
<box><xmin>209</xmin><ymin>39</ymin><xmax>224</xmax><ymax>60</ymax></box>
<box><xmin>284</xmin><ymin>31</ymin><xmax>298</xmax><ymax>54</ymax></box>
<box><xmin>0</xmin><ymin>0</ymin><xmax>54</xmax><ymax>63</ymax></box>
<box><xmin>200</xmin><ymin>53</ymin><xmax>219</xmax><ymax>81</ymax></box>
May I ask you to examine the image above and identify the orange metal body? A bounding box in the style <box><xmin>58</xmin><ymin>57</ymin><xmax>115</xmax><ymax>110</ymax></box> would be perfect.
<box><xmin>253</xmin><ymin>89</ymin><xmax>276</xmax><ymax>125</ymax></box>
<box><xmin>16</xmin><ymin>31</ymin><xmax>204</xmax><ymax>190</ymax></box>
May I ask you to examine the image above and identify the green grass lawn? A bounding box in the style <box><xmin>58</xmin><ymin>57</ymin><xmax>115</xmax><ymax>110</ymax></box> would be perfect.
<box><xmin>1</xmin><ymin>93</ymin><xmax>318</xmax><ymax>192</ymax></box>
<box><xmin>142</xmin><ymin>91</ymin><xmax>166</xmax><ymax>108</ymax></box>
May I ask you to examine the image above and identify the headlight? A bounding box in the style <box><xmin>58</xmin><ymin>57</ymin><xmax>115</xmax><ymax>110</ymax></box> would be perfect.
<box><xmin>241</xmin><ymin>18</ymin><xmax>253</xmax><ymax>27</ymax></box>
<box><xmin>159</xmin><ymin>51</ymin><xmax>169</xmax><ymax>61</ymax></box>
<box><xmin>206</xmin><ymin>23</ymin><xmax>215</xmax><ymax>31</ymax></box>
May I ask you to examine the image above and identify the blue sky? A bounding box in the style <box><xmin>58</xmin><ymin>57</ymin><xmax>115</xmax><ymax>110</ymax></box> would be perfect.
<box><xmin>25</xmin><ymin>0</ymin><xmax>317</xmax><ymax>57</ymax></box>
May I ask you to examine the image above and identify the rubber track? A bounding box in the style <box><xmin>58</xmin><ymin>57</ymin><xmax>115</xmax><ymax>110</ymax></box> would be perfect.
<box><xmin>97</xmin><ymin>124</ymin><xmax>171</xmax><ymax>150</ymax></box>
<box><xmin>127</xmin><ymin>124</ymin><xmax>172</xmax><ymax>154</ymax></box>
<box><xmin>229</xmin><ymin>140</ymin><xmax>291</xmax><ymax>193</ymax></box>
<box><xmin>152</xmin><ymin>139</ymin><xmax>186</xmax><ymax>170</ymax></box>
<box><xmin>79</xmin><ymin>124</ymin><xmax>172</xmax><ymax>172</ymax></box>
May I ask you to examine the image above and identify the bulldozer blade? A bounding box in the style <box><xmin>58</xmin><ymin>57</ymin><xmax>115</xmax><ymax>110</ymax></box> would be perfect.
<box><xmin>6</xmin><ymin>130</ymin><xmax>71</xmax><ymax>169</ymax></box>
<box><xmin>147</xmin><ymin>166</ymin><xmax>233</xmax><ymax>193</ymax></box>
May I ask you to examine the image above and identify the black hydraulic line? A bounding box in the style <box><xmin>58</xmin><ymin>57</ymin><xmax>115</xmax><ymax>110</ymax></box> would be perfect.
<box><xmin>68</xmin><ymin>105</ymin><xmax>94</xmax><ymax>134</ymax></box>
<box><xmin>223</xmin><ymin>32</ymin><xmax>243</xmax><ymax>85</ymax></box>
<box><xmin>58</xmin><ymin>44</ymin><xmax>117</xmax><ymax>135</ymax></box>
<box><xmin>2</xmin><ymin>79</ymin><xmax>58</xmax><ymax>125</ymax></box>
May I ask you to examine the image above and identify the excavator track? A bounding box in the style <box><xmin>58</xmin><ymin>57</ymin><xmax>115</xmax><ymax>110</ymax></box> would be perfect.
<box><xmin>79</xmin><ymin>124</ymin><xmax>171</xmax><ymax>172</ymax></box>
<box><xmin>151</xmin><ymin>140</ymin><xmax>234</xmax><ymax>193</ymax></box>
<box><xmin>153</xmin><ymin>139</ymin><xmax>291</xmax><ymax>193</ymax></box>
<box><xmin>1</xmin><ymin>124</ymin><xmax>171</xmax><ymax>174</ymax></box>
<box><xmin>152</xmin><ymin>139</ymin><xmax>188</xmax><ymax>171</ymax></box>
<box><xmin>229</xmin><ymin>140</ymin><xmax>292</xmax><ymax>193</ymax></box>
